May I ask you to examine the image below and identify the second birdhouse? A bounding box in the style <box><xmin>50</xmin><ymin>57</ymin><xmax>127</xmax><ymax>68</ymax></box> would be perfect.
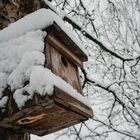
<box><xmin>0</xmin><ymin>9</ymin><xmax>93</xmax><ymax>136</ymax></box>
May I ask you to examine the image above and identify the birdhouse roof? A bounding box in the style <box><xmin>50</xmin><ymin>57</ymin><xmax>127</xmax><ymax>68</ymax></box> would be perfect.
<box><xmin>0</xmin><ymin>8</ymin><xmax>87</xmax><ymax>61</ymax></box>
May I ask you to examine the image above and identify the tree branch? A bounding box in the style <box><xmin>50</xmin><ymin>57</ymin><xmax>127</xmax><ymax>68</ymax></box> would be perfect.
<box><xmin>42</xmin><ymin>0</ymin><xmax>138</xmax><ymax>62</ymax></box>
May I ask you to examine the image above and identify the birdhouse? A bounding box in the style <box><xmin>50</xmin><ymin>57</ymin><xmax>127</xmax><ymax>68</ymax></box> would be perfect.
<box><xmin>0</xmin><ymin>9</ymin><xmax>93</xmax><ymax>137</ymax></box>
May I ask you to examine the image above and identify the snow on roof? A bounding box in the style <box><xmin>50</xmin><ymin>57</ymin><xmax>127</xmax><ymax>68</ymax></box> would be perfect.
<box><xmin>0</xmin><ymin>8</ymin><xmax>86</xmax><ymax>54</ymax></box>
<box><xmin>14</xmin><ymin>66</ymin><xmax>91</xmax><ymax>109</ymax></box>
<box><xmin>0</xmin><ymin>28</ymin><xmax>90</xmax><ymax>109</ymax></box>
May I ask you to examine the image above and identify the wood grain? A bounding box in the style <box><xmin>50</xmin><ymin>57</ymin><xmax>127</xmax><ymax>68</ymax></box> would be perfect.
<box><xmin>45</xmin><ymin>22</ymin><xmax>88</xmax><ymax>62</ymax></box>
<box><xmin>0</xmin><ymin>23</ymin><xmax>93</xmax><ymax>137</ymax></box>
<box><xmin>47</xmin><ymin>33</ymin><xmax>83</xmax><ymax>68</ymax></box>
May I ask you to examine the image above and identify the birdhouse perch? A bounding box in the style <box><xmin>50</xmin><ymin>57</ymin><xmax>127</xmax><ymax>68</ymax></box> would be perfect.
<box><xmin>0</xmin><ymin>9</ymin><xmax>93</xmax><ymax>137</ymax></box>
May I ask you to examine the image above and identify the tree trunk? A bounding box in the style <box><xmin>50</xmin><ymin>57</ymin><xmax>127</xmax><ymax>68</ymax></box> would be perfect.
<box><xmin>0</xmin><ymin>130</ymin><xmax>30</xmax><ymax>140</ymax></box>
<box><xmin>0</xmin><ymin>0</ymin><xmax>41</xmax><ymax>29</ymax></box>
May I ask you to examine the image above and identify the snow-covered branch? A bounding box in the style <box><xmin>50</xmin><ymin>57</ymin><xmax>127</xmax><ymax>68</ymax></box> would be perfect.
<box><xmin>42</xmin><ymin>0</ymin><xmax>140</xmax><ymax>62</ymax></box>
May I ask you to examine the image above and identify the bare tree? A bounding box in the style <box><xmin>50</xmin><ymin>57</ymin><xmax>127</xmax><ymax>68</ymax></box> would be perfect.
<box><xmin>43</xmin><ymin>0</ymin><xmax>140</xmax><ymax>139</ymax></box>
<box><xmin>1</xmin><ymin>0</ymin><xmax>140</xmax><ymax>140</ymax></box>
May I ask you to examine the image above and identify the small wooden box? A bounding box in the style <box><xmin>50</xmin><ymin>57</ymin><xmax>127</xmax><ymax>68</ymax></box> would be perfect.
<box><xmin>0</xmin><ymin>22</ymin><xmax>93</xmax><ymax>136</ymax></box>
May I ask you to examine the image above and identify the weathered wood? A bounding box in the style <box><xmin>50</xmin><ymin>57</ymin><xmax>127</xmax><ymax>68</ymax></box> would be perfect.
<box><xmin>0</xmin><ymin>131</ymin><xmax>30</xmax><ymax>140</ymax></box>
<box><xmin>0</xmin><ymin>0</ymin><xmax>41</xmax><ymax>29</ymax></box>
<box><xmin>47</xmin><ymin>33</ymin><xmax>83</xmax><ymax>68</ymax></box>
<box><xmin>0</xmin><ymin>87</ymin><xmax>17</xmax><ymax>123</ymax></box>
<box><xmin>0</xmin><ymin>95</ymin><xmax>54</xmax><ymax>128</ymax></box>
<box><xmin>0</xmin><ymin>19</ymin><xmax>93</xmax><ymax>138</ymax></box>
<box><xmin>45</xmin><ymin>22</ymin><xmax>88</xmax><ymax>62</ymax></box>
<box><xmin>48</xmin><ymin>44</ymin><xmax>82</xmax><ymax>93</ymax></box>
<box><xmin>19</xmin><ymin>103</ymin><xmax>85</xmax><ymax>136</ymax></box>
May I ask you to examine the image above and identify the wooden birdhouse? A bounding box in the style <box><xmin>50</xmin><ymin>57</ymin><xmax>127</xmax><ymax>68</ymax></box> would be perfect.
<box><xmin>0</xmin><ymin>9</ymin><xmax>93</xmax><ymax>137</ymax></box>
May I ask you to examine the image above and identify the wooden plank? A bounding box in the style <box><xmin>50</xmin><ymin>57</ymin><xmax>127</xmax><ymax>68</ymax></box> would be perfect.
<box><xmin>0</xmin><ymin>97</ymin><xmax>54</xmax><ymax>129</ymax></box>
<box><xmin>47</xmin><ymin>33</ymin><xmax>83</xmax><ymax>68</ymax></box>
<box><xmin>17</xmin><ymin>103</ymin><xmax>86</xmax><ymax>136</ymax></box>
<box><xmin>44</xmin><ymin>41</ymin><xmax>52</xmax><ymax>69</ymax></box>
<box><xmin>76</xmin><ymin>67</ymin><xmax>83</xmax><ymax>95</ymax></box>
<box><xmin>52</xmin><ymin>87</ymin><xmax>93</xmax><ymax>118</ymax></box>
<box><xmin>49</xmin><ymin>45</ymin><xmax>82</xmax><ymax>93</ymax></box>
<box><xmin>19</xmin><ymin>117</ymin><xmax>84</xmax><ymax>136</ymax></box>
<box><xmin>0</xmin><ymin>127</ymin><xmax>6</xmax><ymax>134</ymax></box>
<box><xmin>45</xmin><ymin>22</ymin><xmax>88</xmax><ymax>62</ymax></box>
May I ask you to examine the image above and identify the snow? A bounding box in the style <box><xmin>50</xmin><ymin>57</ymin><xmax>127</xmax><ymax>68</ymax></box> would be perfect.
<box><xmin>0</xmin><ymin>9</ymin><xmax>90</xmax><ymax>109</ymax></box>
<box><xmin>13</xmin><ymin>65</ymin><xmax>91</xmax><ymax>109</ymax></box>
<box><xmin>0</xmin><ymin>8</ymin><xmax>86</xmax><ymax>54</ymax></box>
<box><xmin>0</xmin><ymin>30</ymin><xmax>46</xmax><ymax>109</ymax></box>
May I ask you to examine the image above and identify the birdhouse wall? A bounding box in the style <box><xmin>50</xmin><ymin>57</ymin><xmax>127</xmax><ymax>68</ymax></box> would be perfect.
<box><xmin>45</xmin><ymin>34</ymin><xmax>82</xmax><ymax>93</ymax></box>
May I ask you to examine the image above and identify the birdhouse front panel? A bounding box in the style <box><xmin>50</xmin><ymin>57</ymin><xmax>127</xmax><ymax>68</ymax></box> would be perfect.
<box><xmin>0</xmin><ymin>9</ymin><xmax>93</xmax><ymax>136</ymax></box>
<box><xmin>45</xmin><ymin>35</ymin><xmax>82</xmax><ymax>93</ymax></box>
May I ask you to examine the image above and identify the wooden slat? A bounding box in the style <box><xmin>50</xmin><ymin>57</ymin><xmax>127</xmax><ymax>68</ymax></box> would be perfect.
<box><xmin>10</xmin><ymin>101</ymin><xmax>86</xmax><ymax>135</ymax></box>
<box><xmin>52</xmin><ymin>87</ymin><xmax>93</xmax><ymax>118</ymax></box>
<box><xmin>0</xmin><ymin>97</ymin><xmax>54</xmax><ymax>129</ymax></box>
<box><xmin>38</xmin><ymin>119</ymin><xmax>83</xmax><ymax>136</ymax></box>
<box><xmin>45</xmin><ymin>22</ymin><xmax>88</xmax><ymax>62</ymax></box>
<box><xmin>47</xmin><ymin>33</ymin><xmax>83</xmax><ymax>68</ymax></box>
<box><xmin>48</xmin><ymin>45</ymin><xmax>82</xmax><ymax>93</ymax></box>
<box><xmin>44</xmin><ymin>41</ymin><xmax>52</xmax><ymax>69</ymax></box>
